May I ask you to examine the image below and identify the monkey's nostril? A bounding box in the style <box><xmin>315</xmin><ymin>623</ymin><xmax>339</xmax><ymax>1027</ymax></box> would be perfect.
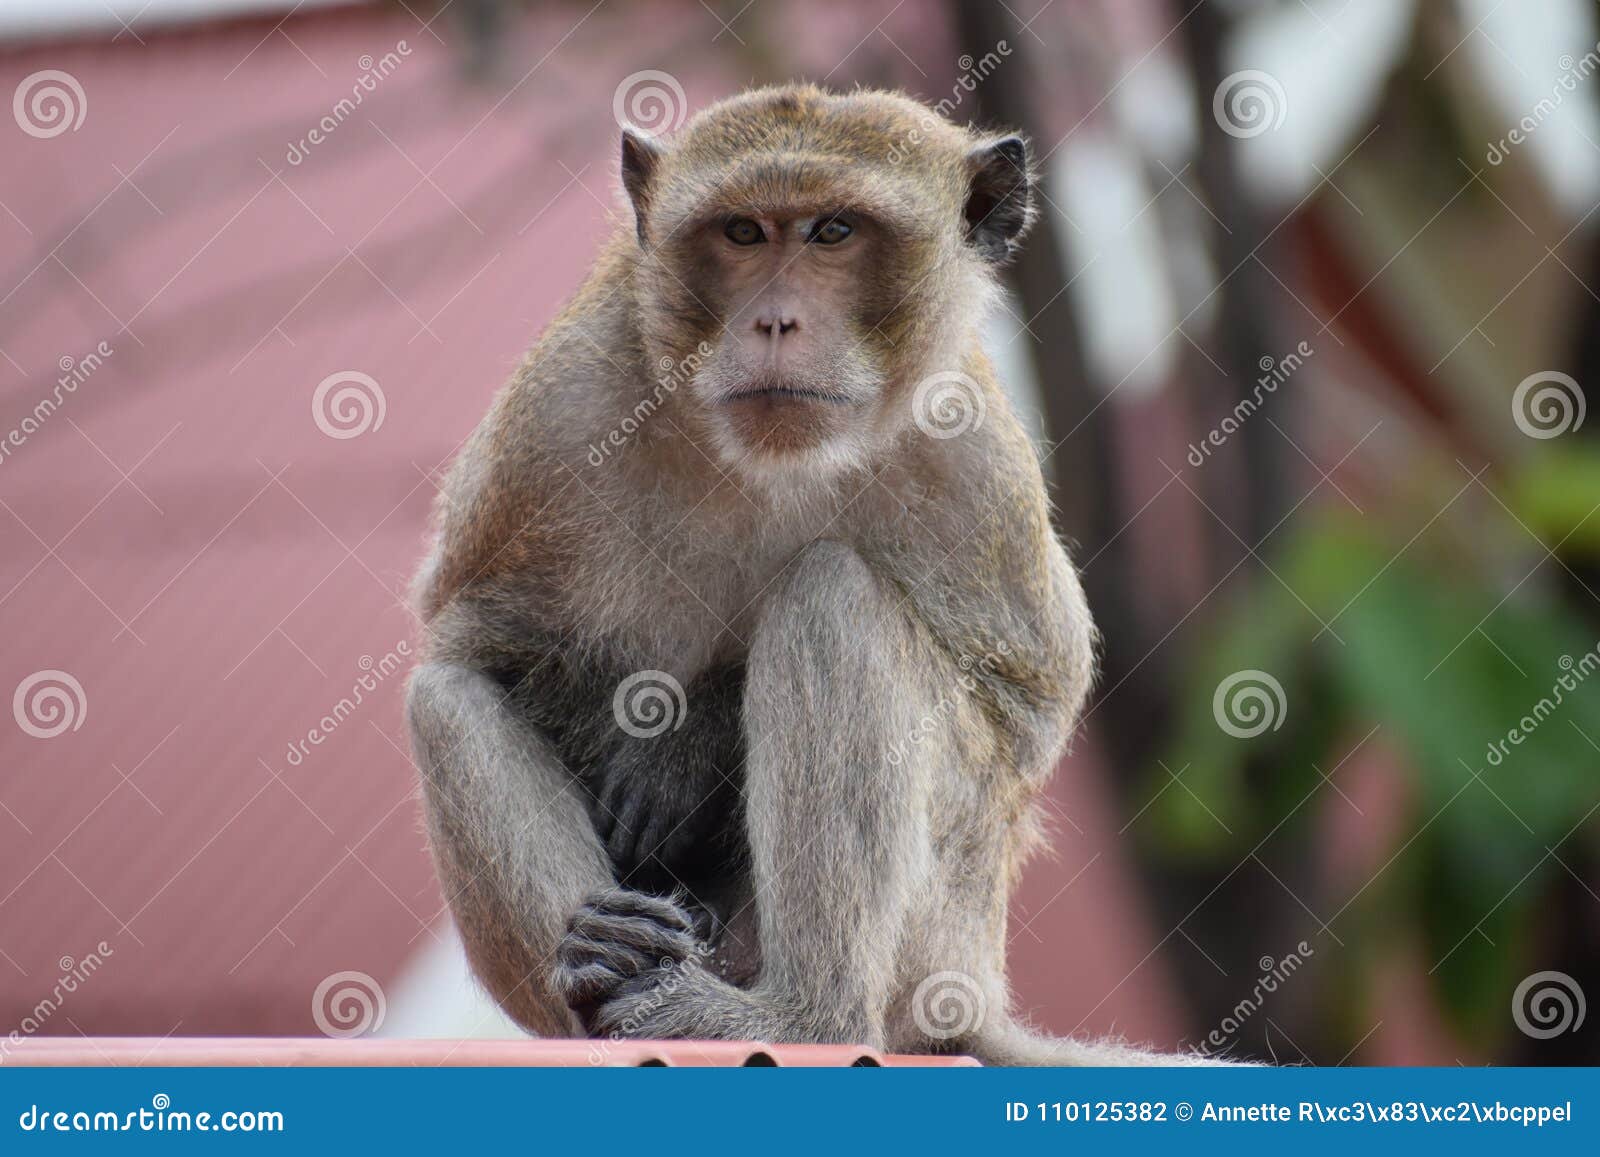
<box><xmin>754</xmin><ymin>314</ymin><xmax>799</xmax><ymax>338</ymax></box>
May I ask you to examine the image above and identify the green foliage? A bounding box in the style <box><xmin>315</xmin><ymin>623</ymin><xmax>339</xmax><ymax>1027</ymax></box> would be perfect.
<box><xmin>1509</xmin><ymin>448</ymin><xmax>1600</xmax><ymax>555</ymax></box>
<box><xmin>1146</xmin><ymin>509</ymin><xmax>1600</xmax><ymax>1049</ymax></box>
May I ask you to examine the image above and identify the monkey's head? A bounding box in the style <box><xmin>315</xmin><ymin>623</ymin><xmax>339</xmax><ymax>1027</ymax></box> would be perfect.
<box><xmin>620</xmin><ymin>84</ymin><xmax>1034</xmax><ymax>480</ymax></box>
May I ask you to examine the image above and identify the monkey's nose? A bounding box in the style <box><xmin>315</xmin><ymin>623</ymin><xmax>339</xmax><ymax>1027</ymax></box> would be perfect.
<box><xmin>753</xmin><ymin>314</ymin><xmax>800</xmax><ymax>338</ymax></box>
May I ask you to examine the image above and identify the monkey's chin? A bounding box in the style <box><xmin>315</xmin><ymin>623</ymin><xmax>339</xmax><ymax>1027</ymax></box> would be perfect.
<box><xmin>709</xmin><ymin>401</ymin><xmax>874</xmax><ymax>484</ymax></box>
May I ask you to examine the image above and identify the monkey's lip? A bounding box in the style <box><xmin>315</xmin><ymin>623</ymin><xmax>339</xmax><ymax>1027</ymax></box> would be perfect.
<box><xmin>720</xmin><ymin>386</ymin><xmax>852</xmax><ymax>405</ymax></box>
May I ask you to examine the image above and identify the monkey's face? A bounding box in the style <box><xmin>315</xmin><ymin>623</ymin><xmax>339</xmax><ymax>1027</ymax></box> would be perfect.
<box><xmin>622</xmin><ymin>87</ymin><xmax>1034</xmax><ymax>479</ymax></box>
<box><xmin>683</xmin><ymin>202</ymin><xmax>898</xmax><ymax>469</ymax></box>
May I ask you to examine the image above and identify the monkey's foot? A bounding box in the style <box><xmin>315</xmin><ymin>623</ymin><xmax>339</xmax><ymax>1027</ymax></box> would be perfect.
<box><xmin>554</xmin><ymin>889</ymin><xmax>710</xmax><ymax>1033</ymax></box>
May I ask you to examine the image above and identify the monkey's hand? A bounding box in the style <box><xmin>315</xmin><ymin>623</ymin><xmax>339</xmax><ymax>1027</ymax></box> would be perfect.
<box><xmin>555</xmin><ymin>890</ymin><xmax>712</xmax><ymax>1034</ymax></box>
<box><xmin>589</xmin><ymin>754</ymin><xmax>738</xmax><ymax>882</ymax></box>
<box><xmin>585</xmin><ymin>661</ymin><xmax>745</xmax><ymax>883</ymax></box>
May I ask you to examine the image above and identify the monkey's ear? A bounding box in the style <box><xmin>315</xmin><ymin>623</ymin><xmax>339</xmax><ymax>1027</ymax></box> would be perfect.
<box><xmin>621</xmin><ymin>128</ymin><xmax>664</xmax><ymax>248</ymax></box>
<box><xmin>963</xmin><ymin>135</ymin><xmax>1034</xmax><ymax>262</ymax></box>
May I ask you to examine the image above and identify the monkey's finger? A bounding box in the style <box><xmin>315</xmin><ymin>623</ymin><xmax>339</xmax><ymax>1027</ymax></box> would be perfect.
<box><xmin>567</xmin><ymin>910</ymin><xmax>700</xmax><ymax>962</ymax></box>
<box><xmin>553</xmin><ymin>960</ymin><xmax>632</xmax><ymax>1009</ymax></box>
<box><xmin>688</xmin><ymin>904</ymin><xmax>722</xmax><ymax>945</ymax></box>
<box><xmin>576</xmin><ymin>888</ymin><xmax>698</xmax><ymax>934</ymax></box>
<box><xmin>570</xmin><ymin>891</ymin><xmax>700</xmax><ymax>940</ymax></box>
<box><xmin>631</xmin><ymin>813</ymin><xmax>675</xmax><ymax>864</ymax></box>
<box><xmin>556</xmin><ymin>929</ymin><xmax>656</xmax><ymax>978</ymax></box>
<box><xmin>604</xmin><ymin>820</ymin><xmax>642</xmax><ymax>873</ymax></box>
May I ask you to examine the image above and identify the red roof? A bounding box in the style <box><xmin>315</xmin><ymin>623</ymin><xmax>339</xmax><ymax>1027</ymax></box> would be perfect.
<box><xmin>2</xmin><ymin>1037</ymin><xmax>979</xmax><ymax>1067</ymax></box>
<box><xmin>0</xmin><ymin>2</ymin><xmax>1183</xmax><ymax>1051</ymax></box>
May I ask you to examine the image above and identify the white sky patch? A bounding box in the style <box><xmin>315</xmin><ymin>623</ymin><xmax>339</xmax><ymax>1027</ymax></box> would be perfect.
<box><xmin>1229</xmin><ymin>0</ymin><xmax>1415</xmax><ymax>201</ymax></box>
<box><xmin>379</xmin><ymin>920</ymin><xmax>525</xmax><ymax>1039</ymax></box>
<box><xmin>1055</xmin><ymin>131</ymin><xmax>1179</xmax><ymax>401</ymax></box>
<box><xmin>0</xmin><ymin>0</ymin><xmax>357</xmax><ymax>42</ymax></box>
<box><xmin>1461</xmin><ymin>0</ymin><xmax>1600</xmax><ymax>216</ymax></box>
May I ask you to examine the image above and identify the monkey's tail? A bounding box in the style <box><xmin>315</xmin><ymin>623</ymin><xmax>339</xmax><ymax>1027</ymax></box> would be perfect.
<box><xmin>968</xmin><ymin>1023</ymin><xmax>1252</xmax><ymax>1067</ymax></box>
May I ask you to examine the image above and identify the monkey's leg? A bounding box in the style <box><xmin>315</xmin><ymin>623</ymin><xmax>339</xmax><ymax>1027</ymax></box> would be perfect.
<box><xmin>408</xmin><ymin>662</ymin><xmax>624</xmax><ymax>1037</ymax></box>
<box><xmin>559</xmin><ymin>541</ymin><xmax>938</xmax><ymax>1045</ymax></box>
<box><xmin>739</xmin><ymin>538</ymin><xmax>942</xmax><ymax>1045</ymax></box>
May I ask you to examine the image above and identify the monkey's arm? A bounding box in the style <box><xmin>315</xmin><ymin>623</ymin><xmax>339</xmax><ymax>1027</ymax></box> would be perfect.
<box><xmin>891</xmin><ymin>416</ymin><xmax>1098</xmax><ymax>787</ymax></box>
<box><xmin>896</xmin><ymin>525</ymin><xmax>1095</xmax><ymax>788</ymax></box>
<box><xmin>407</xmin><ymin>661</ymin><xmax>615</xmax><ymax>1037</ymax></box>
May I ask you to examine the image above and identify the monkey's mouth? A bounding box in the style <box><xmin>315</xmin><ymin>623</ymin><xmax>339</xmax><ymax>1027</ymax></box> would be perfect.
<box><xmin>720</xmin><ymin>385</ymin><xmax>852</xmax><ymax>406</ymax></box>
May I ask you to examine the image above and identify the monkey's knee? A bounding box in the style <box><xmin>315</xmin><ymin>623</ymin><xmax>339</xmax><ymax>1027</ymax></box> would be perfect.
<box><xmin>754</xmin><ymin>541</ymin><xmax>900</xmax><ymax>672</ymax></box>
<box><xmin>405</xmin><ymin>661</ymin><xmax>484</xmax><ymax>747</ymax></box>
<box><xmin>770</xmin><ymin>540</ymin><xmax>879</xmax><ymax>614</ymax></box>
<box><xmin>404</xmin><ymin>661</ymin><xmax>446</xmax><ymax>730</ymax></box>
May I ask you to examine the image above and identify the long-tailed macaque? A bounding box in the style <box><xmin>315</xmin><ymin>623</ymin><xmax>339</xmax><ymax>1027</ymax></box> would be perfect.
<box><xmin>407</xmin><ymin>84</ymin><xmax>1216</xmax><ymax>1065</ymax></box>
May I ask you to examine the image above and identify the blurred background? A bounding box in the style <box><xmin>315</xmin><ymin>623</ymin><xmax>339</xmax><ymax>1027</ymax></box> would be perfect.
<box><xmin>2</xmin><ymin>0</ymin><xmax>1598</xmax><ymax>1065</ymax></box>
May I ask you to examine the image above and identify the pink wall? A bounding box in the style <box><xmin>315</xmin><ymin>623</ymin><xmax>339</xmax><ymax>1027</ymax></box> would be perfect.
<box><xmin>0</xmin><ymin>2</ymin><xmax>1182</xmax><ymax>1048</ymax></box>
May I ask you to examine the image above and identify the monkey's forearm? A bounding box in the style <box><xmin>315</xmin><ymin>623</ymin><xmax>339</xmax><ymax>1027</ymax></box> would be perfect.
<box><xmin>407</xmin><ymin>662</ymin><xmax>612</xmax><ymax>1036</ymax></box>
<box><xmin>936</xmin><ymin>547</ymin><xmax>1095</xmax><ymax>786</ymax></box>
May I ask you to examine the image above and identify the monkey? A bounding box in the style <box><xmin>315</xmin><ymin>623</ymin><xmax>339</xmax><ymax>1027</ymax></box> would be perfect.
<box><xmin>405</xmin><ymin>84</ymin><xmax>1220</xmax><ymax>1065</ymax></box>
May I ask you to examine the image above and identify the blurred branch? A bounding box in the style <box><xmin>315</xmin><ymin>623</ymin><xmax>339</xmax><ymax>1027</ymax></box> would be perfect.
<box><xmin>1179</xmin><ymin>1</ymin><xmax>1294</xmax><ymax>544</ymax></box>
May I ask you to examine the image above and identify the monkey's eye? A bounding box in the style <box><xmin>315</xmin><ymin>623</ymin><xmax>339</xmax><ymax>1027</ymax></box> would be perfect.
<box><xmin>810</xmin><ymin>218</ymin><xmax>853</xmax><ymax>245</ymax></box>
<box><xmin>724</xmin><ymin>218</ymin><xmax>764</xmax><ymax>245</ymax></box>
